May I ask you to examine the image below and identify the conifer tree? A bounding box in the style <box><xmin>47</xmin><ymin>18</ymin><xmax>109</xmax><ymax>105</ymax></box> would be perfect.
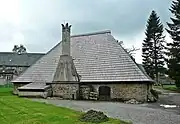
<box><xmin>142</xmin><ymin>10</ymin><xmax>165</xmax><ymax>82</ymax></box>
<box><xmin>166</xmin><ymin>0</ymin><xmax>180</xmax><ymax>88</ymax></box>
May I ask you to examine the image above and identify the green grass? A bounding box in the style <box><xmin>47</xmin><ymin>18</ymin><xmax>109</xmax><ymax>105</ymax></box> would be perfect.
<box><xmin>162</xmin><ymin>85</ymin><xmax>179</xmax><ymax>91</ymax></box>
<box><xmin>154</xmin><ymin>85</ymin><xmax>179</xmax><ymax>92</ymax></box>
<box><xmin>0</xmin><ymin>87</ymin><xmax>13</xmax><ymax>96</ymax></box>
<box><xmin>0</xmin><ymin>88</ymin><xmax>130</xmax><ymax>124</ymax></box>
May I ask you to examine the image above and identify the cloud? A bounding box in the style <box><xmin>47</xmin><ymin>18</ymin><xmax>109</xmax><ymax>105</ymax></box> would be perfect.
<box><xmin>116</xmin><ymin>31</ymin><xmax>172</xmax><ymax>64</ymax></box>
<box><xmin>0</xmin><ymin>0</ymin><xmax>174</xmax><ymax>61</ymax></box>
<box><xmin>114</xmin><ymin>31</ymin><xmax>145</xmax><ymax>64</ymax></box>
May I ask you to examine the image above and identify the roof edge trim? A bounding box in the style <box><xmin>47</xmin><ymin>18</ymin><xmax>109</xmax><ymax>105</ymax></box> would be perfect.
<box><xmin>71</xmin><ymin>30</ymin><xmax>111</xmax><ymax>37</ymax></box>
<box><xmin>80</xmin><ymin>80</ymin><xmax>153</xmax><ymax>82</ymax></box>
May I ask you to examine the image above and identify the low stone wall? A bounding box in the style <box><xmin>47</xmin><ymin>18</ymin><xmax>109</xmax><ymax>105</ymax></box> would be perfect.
<box><xmin>90</xmin><ymin>83</ymin><xmax>149</xmax><ymax>102</ymax></box>
<box><xmin>51</xmin><ymin>83</ymin><xmax>79</xmax><ymax>99</ymax></box>
<box><xmin>18</xmin><ymin>89</ymin><xmax>52</xmax><ymax>98</ymax></box>
<box><xmin>13</xmin><ymin>83</ymin><xmax>29</xmax><ymax>95</ymax></box>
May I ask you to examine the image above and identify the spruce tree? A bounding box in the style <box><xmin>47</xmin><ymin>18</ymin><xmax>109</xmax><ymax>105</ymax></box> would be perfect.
<box><xmin>166</xmin><ymin>0</ymin><xmax>180</xmax><ymax>88</ymax></box>
<box><xmin>142</xmin><ymin>35</ymin><xmax>154</xmax><ymax>79</ymax></box>
<box><xmin>142</xmin><ymin>10</ymin><xmax>165</xmax><ymax>82</ymax></box>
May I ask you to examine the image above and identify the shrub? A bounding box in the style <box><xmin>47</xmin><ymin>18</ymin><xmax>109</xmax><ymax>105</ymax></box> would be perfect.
<box><xmin>175</xmin><ymin>81</ymin><xmax>180</xmax><ymax>89</ymax></box>
<box><xmin>80</xmin><ymin>110</ymin><xmax>109</xmax><ymax>123</ymax></box>
<box><xmin>150</xmin><ymin>89</ymin><xmax>159</xmax><ymax>100</ymax></box>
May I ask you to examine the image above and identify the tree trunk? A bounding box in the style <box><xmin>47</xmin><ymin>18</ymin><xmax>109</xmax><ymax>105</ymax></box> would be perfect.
<box><xmin>153</xmin><ymin>33</ymin><xmax>158</xmax><ymax>84</ymax></box>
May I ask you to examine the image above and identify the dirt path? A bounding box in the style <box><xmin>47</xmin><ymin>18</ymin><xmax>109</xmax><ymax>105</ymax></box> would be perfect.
<box><xmin>147</xmin><ymin>93</ymin><xmax>180</xmax><ymax>114</ymax></box>
<box><xmin>32</xmin><ymin>98</ymin><xmax>180</xmax><ymax>124</ymax></box>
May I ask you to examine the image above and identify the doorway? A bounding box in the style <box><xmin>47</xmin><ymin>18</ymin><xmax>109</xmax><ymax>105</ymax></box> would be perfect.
<box><xmin>99</xmin><ymin>86</ymin><xmax>111</xmax><ymax>100</ymax></box>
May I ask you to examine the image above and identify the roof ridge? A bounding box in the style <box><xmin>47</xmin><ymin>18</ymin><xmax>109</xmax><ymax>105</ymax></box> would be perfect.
<box><xmin>46</xmin><ymin>30</ymin><xmax>111</xmax><ymax>55</ymax></box>
<box><xmin>71</xmin><ymin>30</ymin><xmax>111</xmax><ymax>37</ymax></box>
<box><xmin>0</xmin><ymin>52</ymin><xmax>45</xmax><ymax>55</ymax></box>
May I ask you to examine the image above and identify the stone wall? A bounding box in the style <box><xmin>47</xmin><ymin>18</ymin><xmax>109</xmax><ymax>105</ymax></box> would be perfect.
<box><xmin>18</xmin><ymin>88</ymin><xmax>52</xmax><ymax>98</ymax></box>
<box><xmin>90</xmin><ymin>83</ymin><xmax>149</xmax><ymax>102</ymax></box>
<box><xmin>51</xmin><ymin>83</ymin><xmax>79</xmax><ymax>99</ymax></box>
<box><xmin>80</xmin><ymin>85</ymin><xmax>91</xmax><ymax>100</ymax></box>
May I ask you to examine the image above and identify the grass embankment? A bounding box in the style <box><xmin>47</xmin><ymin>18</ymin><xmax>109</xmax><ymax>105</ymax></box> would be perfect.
<box><xmin>0</xmin><ymin>88</ymin><xmax>130</xmax><ymax>124</ymax></box>
<box><xmin>154</xmin><ymin>85</ymin><xmax>180</xmax><ymax>92</ymax></box>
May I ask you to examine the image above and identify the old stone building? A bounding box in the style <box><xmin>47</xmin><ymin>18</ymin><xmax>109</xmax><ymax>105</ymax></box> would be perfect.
<box><xmin>12</xmin><ymin>23</ymin><xmax>155</xmax><ymax>102</ymax></box>
<box><xmin>0</xmin><ymin>52</ymin><xmax>44</xmax><ymax>85</ymax></box>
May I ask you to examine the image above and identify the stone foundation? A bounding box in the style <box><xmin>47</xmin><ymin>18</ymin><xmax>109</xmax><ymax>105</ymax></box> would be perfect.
<box><xmin>18</xmin><ymin>88</ymin><xmax>52</xmax><ymax>98</ymax></box>
<box><xmin>51</xmin><ymin>83</ymin><xmax>79</xmax><ymax>99</ymax></box>
<box><xmin>80</xmin><ymin>85</ymin><xmax>91</xmax><ymax>100</ymax></box>
<box><xmin>83</xmin><ymin>83</ymin><xmax>151</xmax><ymax>102</ymax></box>
<box><xmin>13</xmin><ymin>82</ymin><xmax>152</xmax><ymax>102</ymax></box>
<box><xmin>111</xmin><ymin>84</ymin><xmax>148</xmax><ymax>102</ymax></box>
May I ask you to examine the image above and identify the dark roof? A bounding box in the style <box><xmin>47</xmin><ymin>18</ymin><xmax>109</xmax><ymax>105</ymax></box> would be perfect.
<box><xmin>0</xmin><ymin>68</ymin><xmax>15</xmax><ymax>74</ymax></box>
<box><xmin>0</xmin><ymin>52</ymin><xmax>45</xmax><ymax>67</ymax></box>
<box><xmin>12</xmin><ymin>30</ymin><xmax>154</xmax><ymax>83</ymax></box>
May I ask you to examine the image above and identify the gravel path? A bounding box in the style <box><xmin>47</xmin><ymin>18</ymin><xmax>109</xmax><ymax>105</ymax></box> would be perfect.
<box><xmin>32</xmin><ymin>99</ymin><xmax>180</xmax><ymax>124</ymax></box>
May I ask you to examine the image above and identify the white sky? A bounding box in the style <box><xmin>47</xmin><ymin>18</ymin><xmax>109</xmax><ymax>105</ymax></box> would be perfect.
<box><xmin>0</xmin><ymin>0</ymin><xmax>20</xmax><ymax>24</ymax></box>
<box><xmin>0</xmin><ymin>0</ymin><xmax>173</xmax><ymax>64</ymax></box>
<box><xmin>0</xmin><ymin>0</ymin><xmax>24</xmax><ymax>51</ymax></box>
<box><xmin>116</xmin><ymin>31</ymin><xmax>173</xmax><ymax>64</ymax></box>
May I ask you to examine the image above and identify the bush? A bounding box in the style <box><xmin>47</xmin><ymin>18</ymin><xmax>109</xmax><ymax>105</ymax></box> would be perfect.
<box><xmin>175</xmin><ymin>81</ymin><xmax>180</xmax><ymax>89</ymax></box>
<box><xmin>80</xmin><ymin>110</ymin><xmax>109</xmax><ymax>123</ymax></box>
<box><xmin>150</xmin><ymin>89</ymin><xmax>159</xmax><ymax>100</ymax></box>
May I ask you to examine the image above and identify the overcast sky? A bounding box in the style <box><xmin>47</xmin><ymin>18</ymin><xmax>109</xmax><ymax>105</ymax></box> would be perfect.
<box><xmin>0</xmin><ymin>0</ymin><xmax>173</xmax><ymax>63</ymax></box>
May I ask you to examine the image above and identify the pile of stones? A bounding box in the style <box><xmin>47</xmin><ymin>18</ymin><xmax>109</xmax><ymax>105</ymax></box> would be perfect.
<box><xmin>80</xmin><ymin>109</ymin><xmax>109</xmax><ymax>123</ymax></box>
<box><xmin>125</xmin><ymin>99</ymin><xmax>141</xmax><ymax>104</ymax></box>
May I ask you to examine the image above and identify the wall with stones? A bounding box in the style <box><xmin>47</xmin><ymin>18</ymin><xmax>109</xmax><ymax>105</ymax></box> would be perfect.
<box><xmin>91</xmin><ymin>83</ymin><xmax>149</xmax><ymax>102</ymax></box>
<box><xmin>80</xmin><ymin>85</ymin><xmax>91</xmax><ymax>100</ymax></box>
<box><xmin>51</xmin><ymin>83</ymin><xmax>79</xmax><ymax>99</ymax></box>
<box><xmin>18</xmin><ymin>89</ymin><xmax>52</xmax><ymax>98</ymax></box>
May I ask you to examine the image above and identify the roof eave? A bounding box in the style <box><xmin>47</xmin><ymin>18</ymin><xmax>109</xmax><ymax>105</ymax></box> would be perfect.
<box><xmin>80</xmin><ymin>80</ymin><xmax>154</xmax><ymax>83</ymax></box>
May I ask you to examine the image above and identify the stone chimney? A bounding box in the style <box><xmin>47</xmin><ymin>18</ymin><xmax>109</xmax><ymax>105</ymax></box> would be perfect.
<box><xmin>61</xmin><ymin>23</ymin><xmax>71</xmax><ymax>56</ymax></box>
<box><xmin>52</xmin><ymin>23</ymin><xmax>80</xmax><ymax>82</ymax></box>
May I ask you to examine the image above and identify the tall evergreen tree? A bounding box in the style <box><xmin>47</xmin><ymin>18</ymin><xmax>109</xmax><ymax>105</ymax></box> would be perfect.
<box><xmin>142</xmin><ymin>10</ymin><xmax>165</xmax><ymax>82</ymax></box>
<box><xmin>142</xmin><ymin>35</ymin><xmax>154</xmax><ymax>78</ymax></box>
<box><xmin>166</xmin><ymin>0</ymin><xmax>180</xmax><ymax>88</ymax></box>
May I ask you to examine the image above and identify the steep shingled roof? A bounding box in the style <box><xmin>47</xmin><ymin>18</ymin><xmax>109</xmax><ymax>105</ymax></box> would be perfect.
<box><xmin>12</xmin><ymin>30</ymin><xmax>153</xmax><ymax>83</ymax></box>
<box><xmin>0</xmin><ymin>52</ymin><xmax>45</xmax><ymax>67</ymax></box>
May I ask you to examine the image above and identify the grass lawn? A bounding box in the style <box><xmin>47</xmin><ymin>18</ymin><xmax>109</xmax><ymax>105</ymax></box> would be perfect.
<box><xmin>154</xmin><ymin>85</ymin><xmax>180</xmax><ymax>92</ymax></box>
<box><xmin>0</xmin><ymin>88</ymin><xmax>130</xmax><ymax>124</ymax></box>
<box><xmin>162</xmin><ymin>85</ymin><xmax>179</xmax><ymax>91</ymax></box>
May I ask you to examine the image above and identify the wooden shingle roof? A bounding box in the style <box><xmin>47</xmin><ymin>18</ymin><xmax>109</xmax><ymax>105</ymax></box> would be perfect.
<box><xmin>12</xmin><ymin>30</ymin><xmax>153</xmax><ymax>83</ymax></box>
